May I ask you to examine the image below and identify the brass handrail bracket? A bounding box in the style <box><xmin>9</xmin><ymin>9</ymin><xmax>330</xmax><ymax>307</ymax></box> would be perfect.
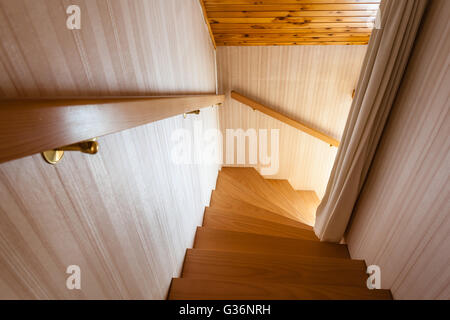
<box><xmin>183</xmin><ymin>109</ymin><xmax>201</xmax><ymax>118</ymax></box>
<box><xmin>42</xmin><ymin>138</ymin><xmax>98</xmax><ymax>165</ymax></box>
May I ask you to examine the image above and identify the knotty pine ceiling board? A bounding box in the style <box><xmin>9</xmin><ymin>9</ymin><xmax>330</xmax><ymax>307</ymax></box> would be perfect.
<box><xmin>201</xmin><ymin>0</ymin><xmax>381</xmax><ymax>46</ymax></box>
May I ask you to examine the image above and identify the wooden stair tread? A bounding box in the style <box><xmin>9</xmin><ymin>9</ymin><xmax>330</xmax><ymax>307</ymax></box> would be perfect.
<box><xmin>266</xmin><ymin>179</ymin><xmax>319</xmax><ymax>225</ymax></box>
<box><xmin>169</xmin><ymin>278</ymin><xmax>392</xmax><ymax>300</ymax></box>
<box><xmin>194</xmin><ymin>227</ymin><xmax>349</xmax><ymax>259</ymax></box>
<box><xmin>217</xmin><ymin>167</ymin><xmax>303</xmax><ymax>222</ymax></box>
<box><xmin>203</xmin><ymin>210</ymin><xmax>318</xmax><ymax>241</ymax></box>
<box><xmin>297</xmin><ymin>190</ymin><xmax>321</xmax><ymax>212</ymax></box>
<box><xmin>221</xmin><ymin>168</ymin><xmax>309</xmax><ymax>223</ymax></box>
<box><xmin>209</xmin><ymin>190</ymin><xmax>312</xmax><ymax>230</ymax></box>
<box><xmin>167</xmin><ymin>167</ymin><xmax>393</xmax><ymax>299</ymax></box>
<box><xmin>182</xmin><ymin>249</ymin><xmax>368</xmax><ymax>287</ymax></box>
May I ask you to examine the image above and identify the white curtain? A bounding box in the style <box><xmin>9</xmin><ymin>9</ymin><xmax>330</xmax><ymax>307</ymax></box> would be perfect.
<box><xmin>314</xmin><ymin>0</ymin><xmax>429</xmax><ymax>242</ymax></box>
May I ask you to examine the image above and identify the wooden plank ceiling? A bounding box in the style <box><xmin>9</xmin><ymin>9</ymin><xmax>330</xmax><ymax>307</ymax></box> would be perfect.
<box><xmin>201</xmin><ymin>0</ymin><xmax>381</xmax><ymax>46</ymax></box>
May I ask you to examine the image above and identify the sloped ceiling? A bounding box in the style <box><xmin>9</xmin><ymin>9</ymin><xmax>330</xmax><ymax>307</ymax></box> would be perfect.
<box><xmin>201</xmin><ymin>0</ymin><xmax>380</xmax><ymax>46</ymax></box>
<box><xmin>217</xmin><ymin>45</ymin><xmax>367</xmax><ymax>198</ymax></box>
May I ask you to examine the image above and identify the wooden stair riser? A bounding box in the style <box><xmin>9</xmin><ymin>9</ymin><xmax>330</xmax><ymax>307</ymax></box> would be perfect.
<box><xmin>214</xmin><ymin>172</ymin><xmax>294</xmax><ymax>220</ymax></box>
<box><xmin>169</xmin><ymin>278</ymin><xmax>392</xmax><ymax>300</ymax></box>
<box><xmin>222</xmin><ymin>168</ymin><xmax>309</xmax><ymax>221</ymax></box>
<box><xmin>182</xmin><ymin>249</ymin><xmax>368</xmax><ymax>288</ymax></box>
<box><xmin>266</xmin><ymin>179</ymin><xmax>319</xmax><ymax>225</ymax></box>
<box><xmin>203</xmin><ymin>211</ymin><xmax>318</xmax><ymax>241</ymax></box>
<box><xmin>194</xmin><ymin>227</ymin><xmax>349</xmax><ymax>259</ymax></box>
<box><xmin>209</xmin><ymin>190</ymin><xmax>313</xmax><ymax>230</ymax></box>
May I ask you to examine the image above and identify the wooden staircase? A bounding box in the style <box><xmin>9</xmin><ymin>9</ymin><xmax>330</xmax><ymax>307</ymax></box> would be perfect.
<box><xmin>168</xmin><ymin>167</ymin><xmax>392</xmax><ymax>300</ymax></box>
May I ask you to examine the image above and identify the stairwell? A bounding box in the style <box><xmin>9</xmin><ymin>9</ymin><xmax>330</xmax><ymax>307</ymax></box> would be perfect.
<box><xmin>168</xmin><ymin>167</ymin><xmax>392</xmax><ymax>300</ymax></box>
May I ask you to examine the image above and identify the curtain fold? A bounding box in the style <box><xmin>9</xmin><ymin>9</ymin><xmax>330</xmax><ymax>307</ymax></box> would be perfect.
<box><xmin>314</xmin><ymin>0</ymin><xmax>429</xmax><ymax>242</ymax></box>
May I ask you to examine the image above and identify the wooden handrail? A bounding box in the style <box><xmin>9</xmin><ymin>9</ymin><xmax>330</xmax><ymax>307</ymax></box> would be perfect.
<box><xmin>231</xmin><ymin>91</ymin><xmax>340</xmax><ymax>147</ymax></box>
<box><xmin>0</xmin><ymin>95</ymin><xmax>224</xmax><ymax>163</ymax></box>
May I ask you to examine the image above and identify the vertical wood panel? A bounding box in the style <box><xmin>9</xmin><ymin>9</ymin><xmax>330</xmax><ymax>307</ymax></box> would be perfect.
<box><xmin>0</xmin><ymin>0</ymin><xmax>216</xmax><ymax>97</ymax></box>
<box><xmin>217</xmin><ymin>45</ymin><xmax>367</xmax><ymax>198</ymax></box>
<box><xmin>0</xmin><ymin>0</ymin><xmax>219</xmax><ymax>299</ymax></box>
<box><xmin>346</xmin><ymin>0</ymin><xmax>450</xmax><ymax>300</ymax></box>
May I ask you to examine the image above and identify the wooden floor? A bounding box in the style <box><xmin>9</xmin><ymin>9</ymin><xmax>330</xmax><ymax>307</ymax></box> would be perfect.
<box><xmin>168</xmin><ymin>167</ymin><xmax>392</xmax><ymax>300</ymax></box>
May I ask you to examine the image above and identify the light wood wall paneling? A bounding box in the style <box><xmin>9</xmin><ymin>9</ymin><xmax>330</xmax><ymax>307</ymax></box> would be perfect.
<box><xmin>0</xmin><ymin>0</ymin><xmax>219</xmax><ymax>299</ymax></box>
<box><xmin>346</xmin><ymin>0</ymin><xmax>450</xmax><ymax>300</ymax></box>
<box><xmin>0</xmin><ymin>95</ymin><xmax>224</xmax><ymax>164</ymax></box>
<box><xmin>0</xmin><ymin>106</ymin><xmax>222</xmax><ymax>299</ymax></box>
<box><xmin>0</xmin><ymin>0</ymin><xmax>216</xmax><ymax>97</ymax></box>
<box><xmin>217</xmin><ymin>45</ymin><xmax>367</xmax><ymax>198</ymax></box>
